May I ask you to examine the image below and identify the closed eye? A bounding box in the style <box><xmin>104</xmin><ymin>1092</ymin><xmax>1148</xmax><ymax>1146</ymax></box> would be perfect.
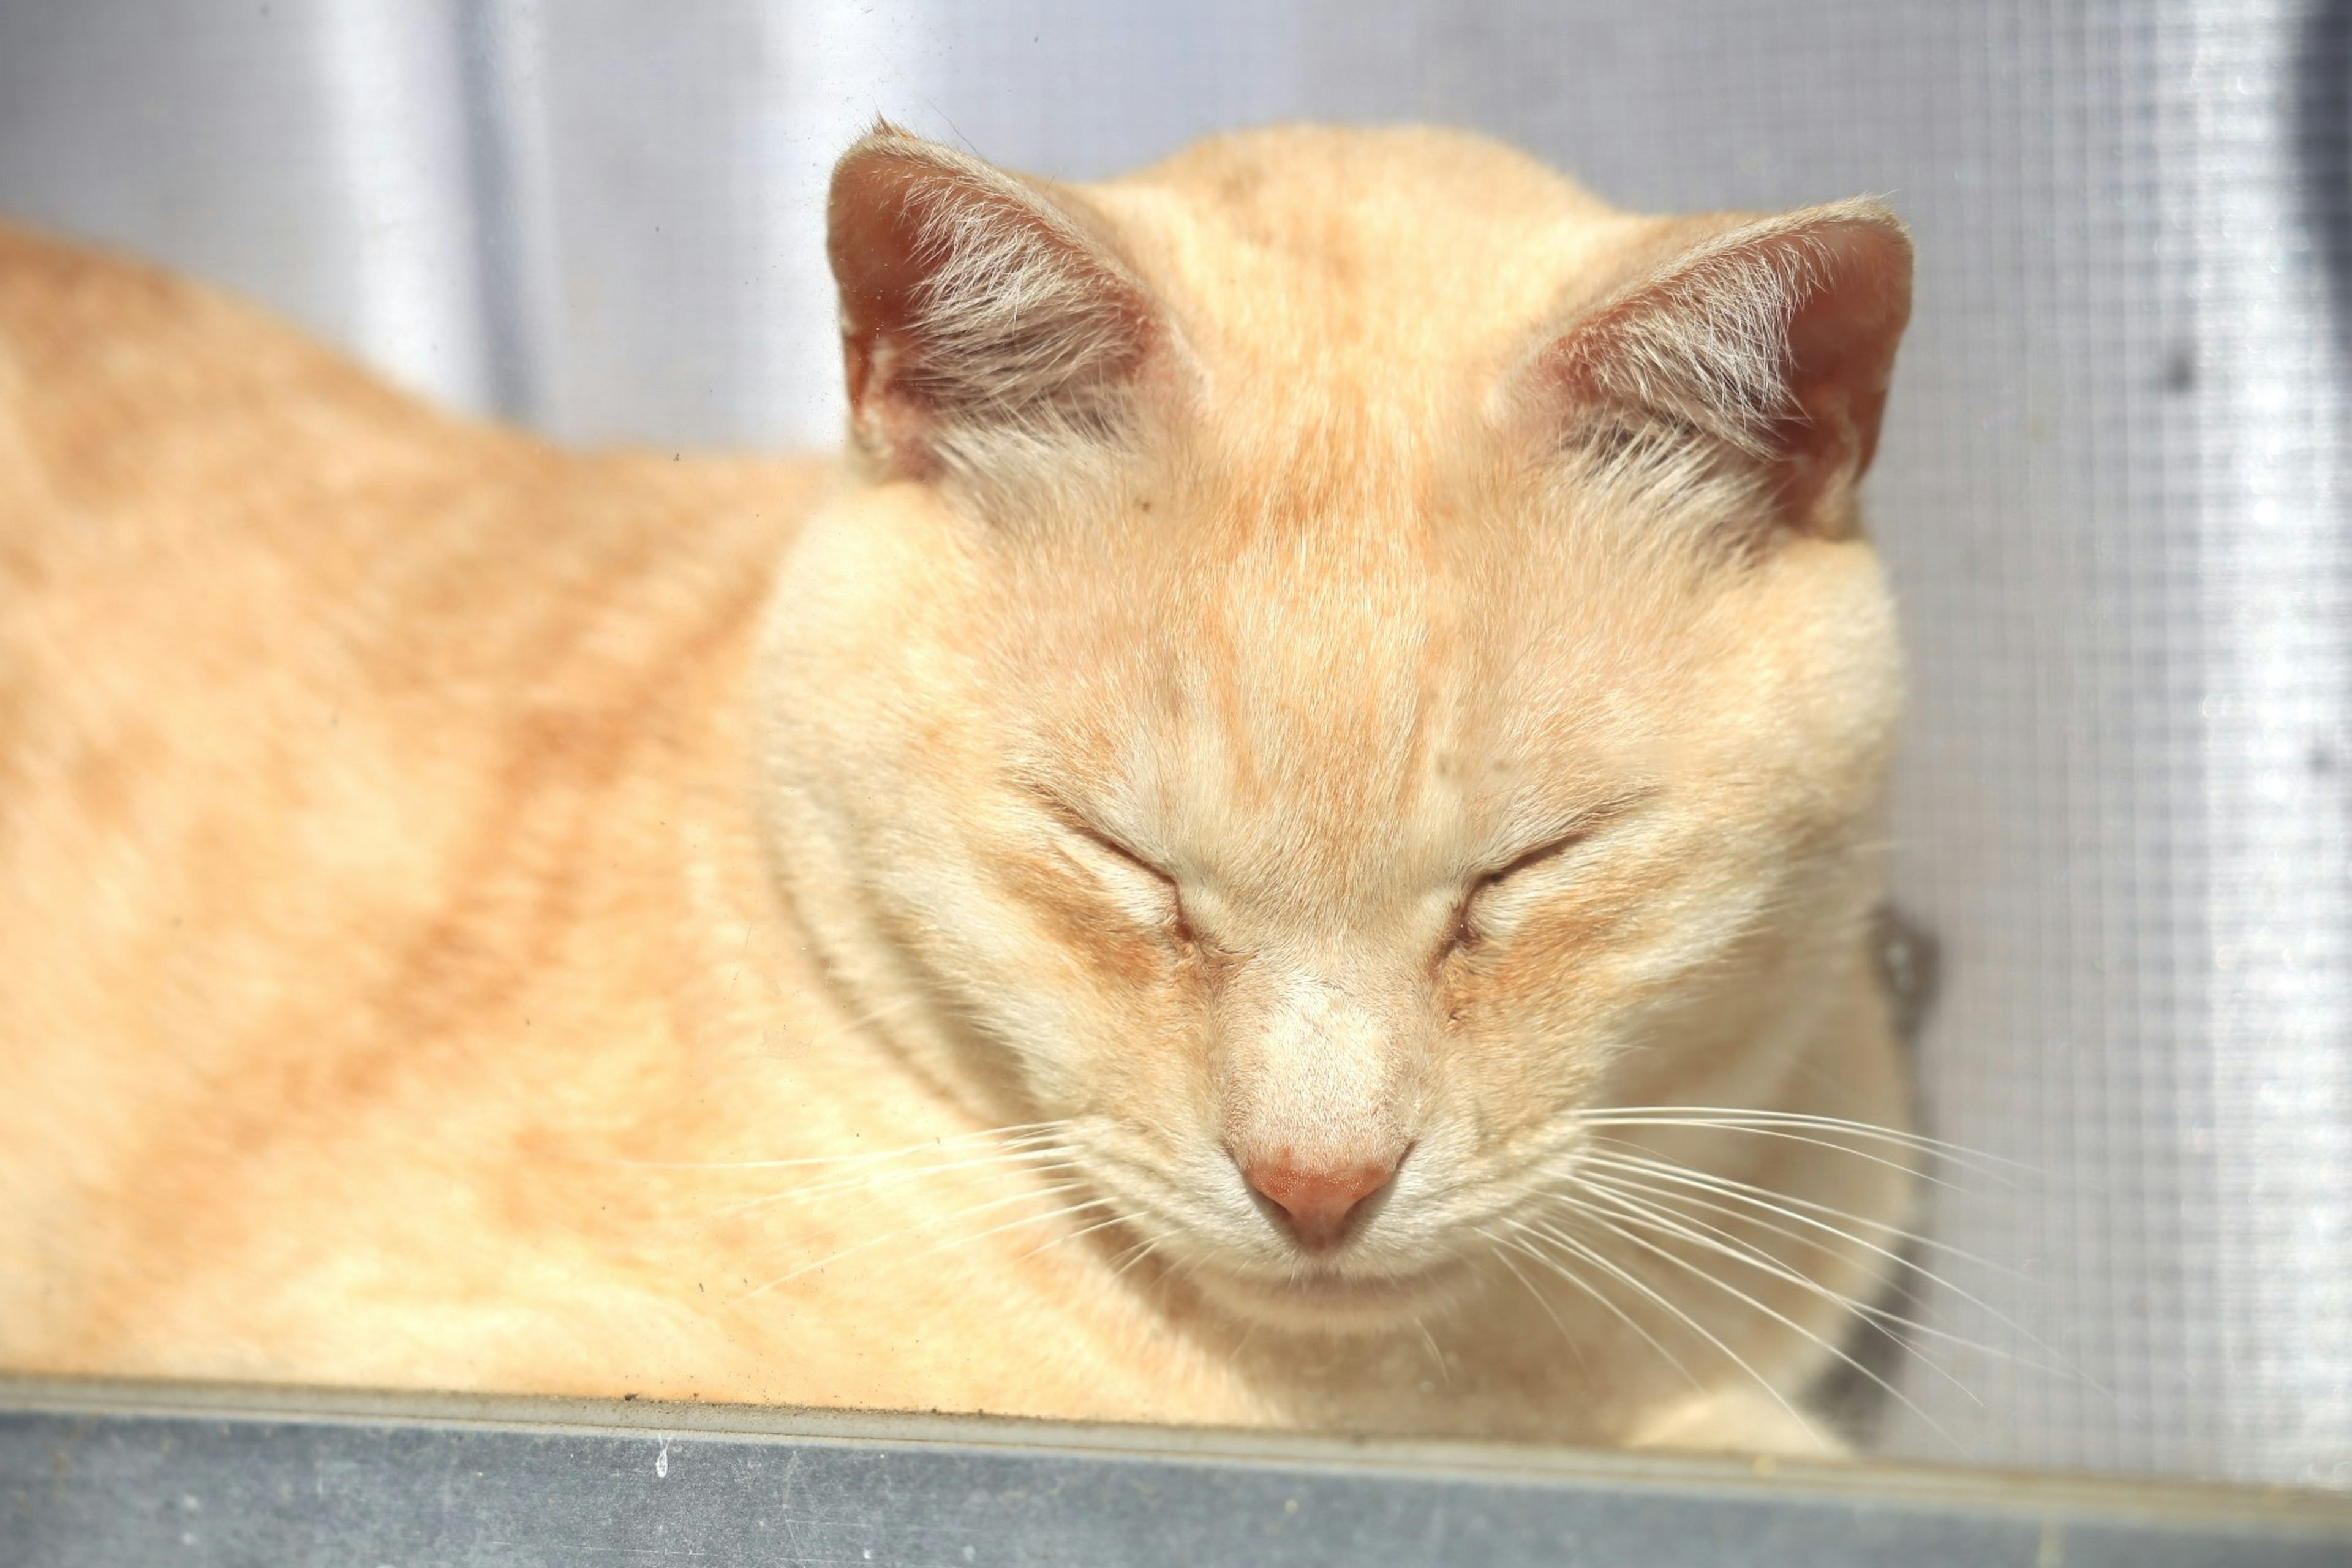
<box><xmin>1448</xmin><ymin>831</ymin><xmax>1589</xmax><ymax>954</ymax></box>
<box><xmin>1447</xmin><ymin>790</ymin><xmax>1656</xmax><ymax>954</ymax></box>
<box><xmin>1034</xmin><ymin>794</ymin><xmax>1174</xmax><ymax>886</ymax></box>
<box><xmin>1479</xmin><ymin>830</ymin><xmax>1593</xmax><ymax>889</ymax></box>
<box><xmin>1024</xmin><ymin>787</ymin><xmax>1191</xmax><ymax>937</ymax></box>
<box><xmin>1077</xmin><ymin>823</ymin><xmax>1177</xmax><ymax>890</ymax></box>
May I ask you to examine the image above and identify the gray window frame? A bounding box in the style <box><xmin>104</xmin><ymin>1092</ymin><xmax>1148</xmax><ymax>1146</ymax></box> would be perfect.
<box><xmin>6</xmin><ymin>1377</ymin><xmax>2349</xmax><ymax>1565</ymax></box>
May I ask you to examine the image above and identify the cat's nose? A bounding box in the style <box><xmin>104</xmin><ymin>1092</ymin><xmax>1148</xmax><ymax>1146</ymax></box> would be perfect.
<box><xmin>1239</xmin><ymin>1149</ymin><xmax>1402</xmax><ymax>1251</ymax></box>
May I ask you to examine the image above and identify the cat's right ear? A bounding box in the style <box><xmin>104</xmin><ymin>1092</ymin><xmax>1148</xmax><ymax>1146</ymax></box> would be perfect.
<box><xmin>1514</xmin><ymin>200</ymin><xmax>1913</xmax><ymax>543</ymax></box>
<box><xmin>826</xmin><ymin>127</ymin><xmax>1177</xmax><ymax>488</ymax></box>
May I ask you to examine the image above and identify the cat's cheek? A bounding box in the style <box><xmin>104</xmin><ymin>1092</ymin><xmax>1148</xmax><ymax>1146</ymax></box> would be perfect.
<box><xmin>1428</xmin><ymin>996</ymin><xmax>1580</xmax><ymax>1156</ymax></box>
<box><xmin>1462</xmin><ymin>885</ymin><xmax>1630</xmax><ymax>997</ymax></box>
<box><xmin>1434</xmin><ymin>936</ymin><xmax>1502</xmax><ymax>1027</ymax></box>
<box><xmin>1446</xmin><ymin>902</ymin><xmax>1651</xmax><ymax>1087</ymax></box>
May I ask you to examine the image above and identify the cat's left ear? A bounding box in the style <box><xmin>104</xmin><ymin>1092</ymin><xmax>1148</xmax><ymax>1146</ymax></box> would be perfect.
<box><xmin>826</xmin><ymin>126</ymin><xmax>1180</xmax><ymax>490</ymax></box>
<box><xmin>1525</xmin><ymin>200</ymin><xmax>1912</xmax><ymax>537</ymax></box>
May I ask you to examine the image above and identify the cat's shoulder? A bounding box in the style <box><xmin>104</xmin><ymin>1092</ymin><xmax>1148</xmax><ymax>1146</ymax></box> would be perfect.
<box><xmin>0</xmin><ymin>217</ymin><xmax>432</xmax><ymax>458</ymax></box>
<box><xmin>0</xmin><ymin>219</ymin><xmax>308</xmax><ymax>364</ymax></box>
<box><xmin>0</xmin><ymin>219</ymin><xmax>190</xmax><ymax>316</ymax></box>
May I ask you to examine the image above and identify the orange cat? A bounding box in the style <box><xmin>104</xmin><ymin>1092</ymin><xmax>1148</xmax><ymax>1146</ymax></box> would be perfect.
<box><xmin>0</xmin><ymin>125</ymin><xmax>1916</xmax><ymax>1453</ymax></box>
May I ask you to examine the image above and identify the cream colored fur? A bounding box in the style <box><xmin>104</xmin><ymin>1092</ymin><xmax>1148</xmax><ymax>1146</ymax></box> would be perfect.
<box><xmin>0</xmin><ymin>126</ymin><xmax>1915</xmax><ymax>1453</ymax></box>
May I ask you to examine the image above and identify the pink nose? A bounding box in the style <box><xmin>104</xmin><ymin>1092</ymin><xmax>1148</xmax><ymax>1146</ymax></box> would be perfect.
<box><xmin>1240</xmin><ymin>1152</ymin><xmax>1401</xmax><ymax>1251</ymax></box>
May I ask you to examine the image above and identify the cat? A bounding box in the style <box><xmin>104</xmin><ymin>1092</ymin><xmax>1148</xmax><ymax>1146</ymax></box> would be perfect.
<box><xmin>0</xmin><ymin>123</ymin><xmax>1917</xmax><ymax>1455</ymax></box>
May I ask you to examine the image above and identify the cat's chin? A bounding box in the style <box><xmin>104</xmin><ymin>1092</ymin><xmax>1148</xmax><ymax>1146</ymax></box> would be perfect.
<box><xmin>1184</xmin><ymin>1257</ymin><xmax>1467</xmax><ymax>1335</ymax></box>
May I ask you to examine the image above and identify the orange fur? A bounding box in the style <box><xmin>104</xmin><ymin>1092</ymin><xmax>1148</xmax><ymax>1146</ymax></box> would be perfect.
<box><xmin>0</xmin><ymin>126</ymin><xmax>1914</xmax><ymax>1452</ymax></box>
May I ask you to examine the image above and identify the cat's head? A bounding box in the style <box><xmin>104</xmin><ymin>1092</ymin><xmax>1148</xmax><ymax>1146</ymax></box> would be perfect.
<box><xmin>761</xmin><ymin>126</ymin><xmax>1910</xmax><ymax>1331</ymax></box>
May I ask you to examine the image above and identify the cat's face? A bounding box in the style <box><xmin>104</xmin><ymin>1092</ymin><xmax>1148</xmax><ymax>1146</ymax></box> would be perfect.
<box><xmin>763</xmin><ymin>127</ymin><xmax>1909</xmax><ymax>1330</ymax></box>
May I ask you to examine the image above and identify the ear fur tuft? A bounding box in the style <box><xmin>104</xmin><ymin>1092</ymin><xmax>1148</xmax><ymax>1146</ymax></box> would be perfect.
<box><xmin>827</xmin><ymin>128</ymin><xmax>1168</xmax><ymax>488</ymax></box>
<box><xmin>1544</xmin><ymin>202</ymin><xmax>1913</xmax><ymax>536</ymax></box>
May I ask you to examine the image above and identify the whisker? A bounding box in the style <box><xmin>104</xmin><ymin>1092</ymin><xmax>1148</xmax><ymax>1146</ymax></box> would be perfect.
<box><xmin>728</xmin><ymin>1179</ymin><xmax>1095</xmax><ymax>1304</ymax></box>
<box><xmin>1414</xmin><ymin>1319</ymin><xmax>1451</xmax><ymax>1385</ymax></box>
<box><xmin>1485</xmin><ymin>1223</ymin><xmax>1698</xmax><ymax>1393</ymax></box>
<box><xmin>1167</xmin><ymin>1250</ymin><xmax>1215</xmax><ymax>1296</ymax></box>
<box><xmin>1583</xmin><ymin>1152</ymin><xmax>2103</xmax><ymax>1398</ymax></box>
<box><xmin>1576</xmin><ymin>1145</ymin><xmax>2007</xmax><ymax>1272</ymax></box>
<box><xmin>590</xmin><ymin>1121</ymin><xmax>1073</xmax><ymax>1172</ymax></box>
<box><xmin>706</xmin><ymin>1160</ymin><xmax>1094</xmax><ymax>1261</ymax></box>
<box><xmin>1512</xmin><ymin>1212</ymin><xmax>1801</xmax><ymax>1425</ymax></box>
<box><xmin>1569</xmin><ymin>1172</ymin><xmax>1984</xmax><ymax>1409</ymax></box>
<box><xmin>1017</xmin><ymin>1206</ymin><xmax>1137</xmax><ymax>1262</ymax></box>
<box><xmin>1478</xmin><ymin>1229</ymin><xmax>1595</xmax><ymax>1379</ymax></box>
<box><xmin>1578</xmin><ymin>1107</ymin><xmax>2027</xmax><ymax>1180</ymax></box>
<box><xmin>1564</xmin><ymin>1164</ymin><xmax>2080</xmax><ymax>1382</ymax></box>
<box><xmin>1558</xmin><ymin>1201</ymin><xmax>1959</xmax><ymax>1450</ymax></box>
<box><xmin>1107</xmin><ymin>1235</ymin><xmax>1165</xmax><ymax>1283</ymax></box>
<box><xmin>1574</xmin><ymin>1147</ymin><xmax>2080</xmax><ymax>1366</ymax></box>
<box><xmin>899</xmin><ymin>1191</ymin><xmax>1120</xmax><ymax>1268</ymax></box>
<box><xmin>711</xmin><ymin>1147</ymin><xmax>1084</xmax><ymax>1219</ymax></box>
<box><xmin>1577</xmin><ymin>1118</ymin><xmax>1962</xmax><ymax>1193</ymax></box>
<box><xmin>1569</xmin><ymin>1147</ymin><xmax>2087</xmax><ymax>1382</ymax></box>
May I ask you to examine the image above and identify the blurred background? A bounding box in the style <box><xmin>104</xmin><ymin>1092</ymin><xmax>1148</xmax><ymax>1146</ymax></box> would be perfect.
<box><xmin>1</xmin><ymin>0</ymin><xmax>2346</xmax><ymax>1490</ymax></box>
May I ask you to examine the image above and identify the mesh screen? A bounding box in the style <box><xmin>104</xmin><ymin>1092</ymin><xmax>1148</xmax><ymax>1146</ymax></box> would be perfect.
<box><xmin>1</xmin><ymin>0</ymin><xmax>2346</xmax><ymax>1487</ymax></box>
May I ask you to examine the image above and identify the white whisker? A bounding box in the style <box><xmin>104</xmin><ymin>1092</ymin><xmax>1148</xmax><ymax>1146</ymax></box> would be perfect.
<box><xmin>1580</xmin><ymin>1147</ymin><xmax>2098</xmax><ymax>1392</ymax></box>
<box><xmin>901</xmin><ymin>1191</ymin><xmax>1119</xmax><ymax>1267</ymax></box>
<box><xmin>1569</xmin><ymin>1172</ymin><xmax>1983</xmax><ymax>1409</ymax></box>
<box><xmin>1578</xmin><ymin>1106</ymin><xmax>2027</xmax><ymax>1179</ymax></box>
<box><xmin>1107</xmin><ymin>1235</ymin><xmax>1164</xmax><ymax>1282</ymax></box>
<box><xmin>592</xmin><ymin>1121</ymin><xmax>1073</xmax><ymax>1172</ymax></box>
<box><xmin>1513</xmin><ymin>1213</ymin><xmax>1799</xmax><ymax>1423</ymax></box>
<box><xmin>1577</xmin><ymin>1117</ymin><xmax>1960</xmax><ymax>1192</ymax></box>
<box><xmin>1485</xmin><ymin>1223</ymin><xmax>1699</xmax><ymax>1393</ymax></box>
<box><xmin>1565</xmin><ymin>1164</ymin><xmax>2078</xmax><ymax>1382</ymax></box>
<box><xmin>712</xmin><ymin>1147</ymin><xmax>1084</xmax><ymax>1219</ymax></box>
<box><xmin>1569</xmin><ymin>1146</ymin><xmax>2089</xmax><ymax>1385</ymax></box>
<box><xmin>1576</xmin><ymin>1142</ymin><xmax>2010</xmax><ymax>1273</ymax></box>
<box><xmin>1017</xmin><ymin>1206</ymin><xmax>1136</xmax><ymax>1262</ymax></box>
<box><xmin>729</xmin><ymin>1178</ymin><xmax>1095</xmax><ymax>1304</ymax></box>
<box><xmin>1479</xmin><ymin>1229</ymin><xmax>1594</xmax><ymax>1379</ymax></box>
<box><xmin>1559</xmin><ymin>1199</ymin><xmax>1958</xmax><ymax>1450</ymax></box>
<box><xmin>1414</xmin><ymin>1319</ymin><xmax>1451</xmax><ymax>1384</ymax></box>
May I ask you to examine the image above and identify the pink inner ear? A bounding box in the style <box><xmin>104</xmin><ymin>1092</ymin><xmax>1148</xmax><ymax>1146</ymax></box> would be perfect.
<box><xmin>1544</xmin><ymin>209</ymin><xmax>1913</xmax><ymax>538</ymax></box>
<box><xmin>826</xmin><ymin>146</ymin><xmax>973</xmax><ymax>476</ymax></box>
<box><xmin>825</xmin><ymin>134</ymin><xmax>1163</xmax><ymax>482</ymax></box>
<box><xmin>828</xmin><ymin>145</ymin><xmax>1020</xmax><ymax>370</ymax></box>
<box><xmin>1771</xmin><ymin>221</ymin><xmax>1912</xmax><ymax>527</ymax></box>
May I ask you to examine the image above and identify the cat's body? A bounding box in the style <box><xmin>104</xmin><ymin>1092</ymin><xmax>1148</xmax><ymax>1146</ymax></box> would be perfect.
<box><xmin>0</xmin><ymin>127</ymin><xmax>1914</xmax><ymax>1450</ymax></box>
